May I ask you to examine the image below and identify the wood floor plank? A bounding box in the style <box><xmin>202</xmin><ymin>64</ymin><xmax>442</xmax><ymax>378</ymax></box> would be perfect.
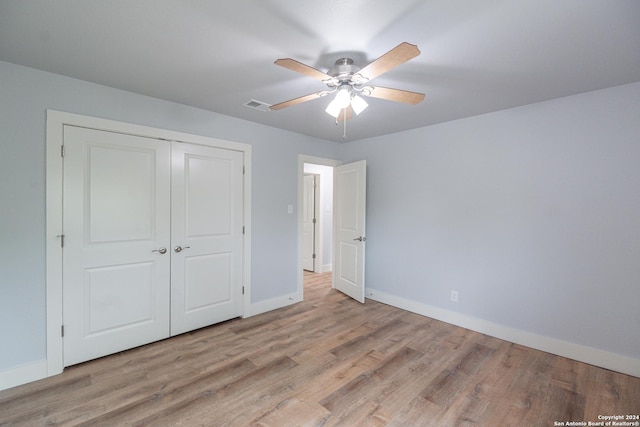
<box><xmin>128</xmin><ymin>355</ymin><xmax>299</xmax><ymax>427</ymax></box>
<box><xmin>1</xmin><ymin>271</ymin><xmax>638</xmax><ymax>426</ymax></box>
<box><xmin>419</xmin><ymin>343</ymin><xmax>495</xmax><ymax>406</ymax></box>
<box><xmin>328</xmin><ymin>318</ymin><xmax>409</xmax><ymax>359</ymax></box>
<box><xmin>319</xmin><ymin>346</ymin><xmax>424</xmax><ymax>414</ymax></box>
<box><xmin>247</xmin><ymin>397</ymin><xmax>332</xmax><ymax>427</ymax></box>
<box><xmin>77</xmin><ymin>357</ymin><xmax>259</xmax><ymax>426</ymax></box>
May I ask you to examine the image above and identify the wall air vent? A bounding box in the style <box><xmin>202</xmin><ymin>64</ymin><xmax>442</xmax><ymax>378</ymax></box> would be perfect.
<box><xmin>243</xmin><ymin>99</ymin><xmax>271</xmax><ymax>112</ymax></box>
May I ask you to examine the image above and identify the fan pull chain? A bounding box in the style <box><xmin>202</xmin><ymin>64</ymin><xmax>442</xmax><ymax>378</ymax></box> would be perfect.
<box><xmin>333</xmin><ymin>109</ymin><xmax>348</xmax><ymax>140</ymax></box>
<box><xmin>343</xmin><ymin>109</ymin><xmax>347</xmax><ymax>140</ymax></box>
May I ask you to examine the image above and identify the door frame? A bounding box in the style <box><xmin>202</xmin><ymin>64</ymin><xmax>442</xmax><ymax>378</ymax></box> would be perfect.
<box><xmin>297</xmin><ymin>155</ymin><xmax>341</xmax><ymax>301</ymax></box>
<box><xmin>46</xmin><ymin>110</ymin><xmax>252</xmax><ymax>377</ymax></box>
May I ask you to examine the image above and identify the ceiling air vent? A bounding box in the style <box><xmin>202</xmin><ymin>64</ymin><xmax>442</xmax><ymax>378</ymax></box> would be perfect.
<box><xmin>243</xmin><ymin>99</ymin><xmax>271</xmax><ymax>112</ymax></box>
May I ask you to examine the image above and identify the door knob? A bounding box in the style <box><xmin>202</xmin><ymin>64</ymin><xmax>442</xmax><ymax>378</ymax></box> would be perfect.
<box><xmin>152</xmin><ymin>248</ymin><xmax>167</xmax><ymax>254</ymax></box>
<box><xmin>174</xmin><ymin>246</ymin><xmax>190</xmax><ymax>253</ymax></box>
<box><xmin>353</xmin><ymin>236</ymin><xmax>366</xmax><ymax>242</ymax></box>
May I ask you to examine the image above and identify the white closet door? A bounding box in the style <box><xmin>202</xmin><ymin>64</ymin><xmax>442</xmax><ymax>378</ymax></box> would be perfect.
<box><xmin>170</xmin><ymin>142</ymin><xmax>244</xmax><ymax>335</ymax></box>
<box><xmin>63</xmin><ymin>126</ymin><xmax>171</xmax><ymax>366</ymax></box>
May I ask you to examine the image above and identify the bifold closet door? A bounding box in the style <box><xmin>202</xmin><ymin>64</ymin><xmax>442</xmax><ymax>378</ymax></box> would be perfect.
<box><xmin>170</xmin><ymin>143</ymin><xmax>244</xmax><ymax>335</ymax></box>
<box><xmin>63</xmin><ymin>128</ymin><xmax>244</xmax><ymax>367</ymax></box>
<box><xmin>63</xmin><ymin>126</ymin><xmax>172</xmax><ymax>366</ymax></box>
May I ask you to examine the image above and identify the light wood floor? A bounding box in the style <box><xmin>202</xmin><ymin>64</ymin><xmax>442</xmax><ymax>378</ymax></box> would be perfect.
<box><xmin>1</xmin><ymin>272</ymin><xmax>638</xmax><ymax>426</ymax></box>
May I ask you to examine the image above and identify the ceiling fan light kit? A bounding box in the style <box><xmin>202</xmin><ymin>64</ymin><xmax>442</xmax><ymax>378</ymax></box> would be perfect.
<box><xmin>324</xmin><ymin>84</ymin><xmax>369</xmax><ymax>118</ymax></box>
<box><xmin>270</xmin><ymin>42</ymin><xmax>426</xmax><ymax>128</ymax></box>
<box><xmin>333</xmin><ymin>85</ymin><xmax>352</xmax><ymax>109</ymax></box>
<box><xmin>325</xmin><ymin>95</ymin><xmax>344</xmax><ymax>117</ymax></box>
<box><xmin>350</xmin><ymin>94</ymin><xmax>369</xmax><ymax>115</ymax></box>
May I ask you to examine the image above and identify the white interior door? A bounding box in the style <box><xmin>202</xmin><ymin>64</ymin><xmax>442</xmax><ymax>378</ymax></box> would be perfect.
<box><xmin>170</xmin><ymin>142</ymin><xmax>244</xmax><ymax>335</ymax></box>
<box><xmin>63</xmin><ymin>126</ymin><xmax>171</xmax><ymax>366</ymax></box>
<box><xmin>333</xmin><ymin>160</ymin><xmax>366</xmax><ymax>303</ymax></box>
<box><xmin>303</xmin><ymin>174</ymin><xmax>316</xmax><ymax>272</ymax></box>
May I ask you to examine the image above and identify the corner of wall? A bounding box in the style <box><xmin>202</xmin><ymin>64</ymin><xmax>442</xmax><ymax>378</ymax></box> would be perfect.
<box><xmin>247</xmin><ymin>293</ymin><xmax>300</xmax><ymax>318</ymax></box>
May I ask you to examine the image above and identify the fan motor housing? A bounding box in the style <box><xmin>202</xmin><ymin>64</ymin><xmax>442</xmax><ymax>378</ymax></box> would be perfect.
<box><xmin>328</xmin><ymin>58</ymin><xmax>361</xmax><ymax>82</ymax></box>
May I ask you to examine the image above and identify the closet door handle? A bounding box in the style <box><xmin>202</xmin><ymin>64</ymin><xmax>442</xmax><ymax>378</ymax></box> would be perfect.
<box><xmin>152</xmin><ymin>248</ymin><xmax>167</xmax><ymax>254</ymax></box>
<box><xmin>174</xmin><ymin>246</ymin><xmax>190</xmax><ymax>253</ymax></box>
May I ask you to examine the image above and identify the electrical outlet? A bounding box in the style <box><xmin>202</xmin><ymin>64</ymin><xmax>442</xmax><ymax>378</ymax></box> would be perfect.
<box><xmin>451</xmin><ymin>290</ymin><xmax>459</xmax><ymax>302</ymax></box>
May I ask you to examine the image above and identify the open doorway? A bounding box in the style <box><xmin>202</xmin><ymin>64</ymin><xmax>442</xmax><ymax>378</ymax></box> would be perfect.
<box><xmin>298</xmin><ymin>155</ymin><xmax>367</xmax><ymax>303</ymax></box>
<box><xmin>302</xmin><ymin>166</ymin><xmax>332</xmax><ymax>274</ymax></box>
<box><xmin>297</xmin><ymin>155</ymin><xmax>340</xmax><ymax>299</ymax></box>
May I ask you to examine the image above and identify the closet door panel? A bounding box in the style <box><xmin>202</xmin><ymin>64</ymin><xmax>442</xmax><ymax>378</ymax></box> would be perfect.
<box><xmin>62</xmin><ymin>126</ymin><xmax>171</xmax><ymax>366</ymax></box>
<box><xmin>171</xmin><ymin>142</ymin><xmax>243</xmax><ymax>335</ymax></box>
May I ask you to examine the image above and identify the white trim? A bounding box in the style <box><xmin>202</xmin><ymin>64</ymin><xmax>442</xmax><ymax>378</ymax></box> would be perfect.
<box><xmin>321</xmin><ymin>263</ymin><xmax>332</xmax><ymax>273</ymax></box>
<box><xmin>242</xmin><ymin>148</ymin><xmax>252</xmax><ymax>321</ymax></box>
<box><xmin>46</xmin><ymin>112</ymin><xmax>65</xmax><ymax>379</ymax></box>
<box><xmin>298</xmin><ymin>155</ymin><xmax>341</xmax><ymax>301</ymax></box>
<box><xmin>366</xmin><ymin>289</ymin><xmax>640</xmax><ymax>378</ymax></box>
<box><xmin>247</xmin><ymin>293</ymin><xmax>299</xmax><ymax>317</ymax></box>
<box><xmin>44</xmin><ymin>110</ymin><xmax>252</xmax><ymax>385</ymax></box>
<box><xmin>0</xmin><ymin>360</ymin><xmax>48</xmax><ymax>391</ymax></box>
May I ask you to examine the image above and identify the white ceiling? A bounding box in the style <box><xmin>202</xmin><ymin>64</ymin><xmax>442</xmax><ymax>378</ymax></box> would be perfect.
<box><xmin>1</xmin><ymin>0</ymin><xmax>639</xmax><ymax>142</ymax></box>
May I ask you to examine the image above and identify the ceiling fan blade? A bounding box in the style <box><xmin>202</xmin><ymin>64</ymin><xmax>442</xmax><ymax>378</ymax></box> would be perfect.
<box><xmin>269</xmin><ymin>91</ymin><xmax>328</xmax><ymax>110</ymax></box>
<box><xmin>363</xmin><ymin>86</ymin><xmax>425</xmax><ymax>104</ymax></box>
<box><xmin>336</xmin><ymin>105</ymin><xmax>353</xmax><ymax>122</ymax></box>
<box><xmin>357</xmin><ymin>42</ymin><xmax>421</xmax><ymax>82</ymax></box>
<box><xmin>274</xmin><ymin>58</ymin><xmax>332</xmax><ymax>82</ymax></box>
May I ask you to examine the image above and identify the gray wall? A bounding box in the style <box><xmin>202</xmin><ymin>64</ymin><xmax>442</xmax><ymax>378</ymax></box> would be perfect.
<box><xmin>0</xmin><ymin>60</ymin><xmax>340</xmax><ymax>371</ymax></box>
<box><xmin>341</xmin><ymin>82</ymin><xmax>640</xmax><ymax>360</ymax></box>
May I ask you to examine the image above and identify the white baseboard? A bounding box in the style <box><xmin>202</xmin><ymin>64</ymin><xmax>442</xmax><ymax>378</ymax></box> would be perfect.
<box><xmin>246</xmin><ymin>292</ymin><xmax>300</xmax><ymax>318</ymax></box>
<box><xmin>366</xmin><ymin>289</ymin><xmax>640</xmax><ymax>378</ymax></box>
<box><xmin>320</xmin><ymin>264</ymin><xmax>332</xmax><ymax>273</ymax></box>
<box><xmin>0</xmin><ymin>359</ymin><xmax>48</xmax><ymax>391</ymax></box>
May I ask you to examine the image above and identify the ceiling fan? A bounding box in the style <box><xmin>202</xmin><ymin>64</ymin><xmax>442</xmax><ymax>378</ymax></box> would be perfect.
<box><xmin>270</xmin><ymin>42</ymin><xmax>426</xmax><ymax>121</ymax></box>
